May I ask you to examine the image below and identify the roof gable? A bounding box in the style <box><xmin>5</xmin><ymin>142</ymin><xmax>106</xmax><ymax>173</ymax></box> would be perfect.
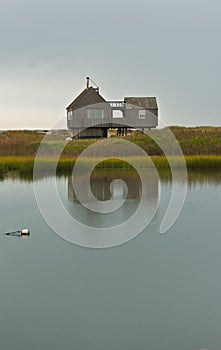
<box><xmin>67</xmin><ymin>87</ymin><xmax>106</xmax><ymax>110</ymax></box>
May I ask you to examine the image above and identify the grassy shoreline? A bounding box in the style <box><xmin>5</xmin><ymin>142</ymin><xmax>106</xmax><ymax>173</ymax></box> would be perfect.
<box><xmin>1</xmin><ymin>128</ymin><xmax>221</xmax><ymax>174</ymax></box>
<box><xmin>1</xmin><ymin>127</ymin><xmax>221</xmax><ymax>157</ymax></box>
<box><xmin>1</xmin><ymin>155</ymin><xmax>221</xmax><ymax>175</ymax></box>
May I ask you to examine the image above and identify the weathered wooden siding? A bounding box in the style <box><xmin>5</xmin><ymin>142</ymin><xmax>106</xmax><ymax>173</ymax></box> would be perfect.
<box><xmin>67</xmin><ymin>102</ymin><xmax>158</xmax><ymax>129</ymax></box>
<box><xmin>67</xmin><ymin>87</ymin><xmax>105</xmax><ymax>110</ymax></box>
<box><xmin>67</xmin><ymin>86</ymin><xmax>158</xmax><ymax>135</ymax></box>
<box><xmin>74</xmin><ymin>128</ymin><xmax>104</xmax><ymax>138</ymax></box>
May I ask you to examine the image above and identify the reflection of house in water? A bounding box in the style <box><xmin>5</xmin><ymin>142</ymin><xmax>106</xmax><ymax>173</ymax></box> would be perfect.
<box><xmin>68</xmin><ymin>170</ymin><xmax>158</xmax><ymax>204</ymax></box>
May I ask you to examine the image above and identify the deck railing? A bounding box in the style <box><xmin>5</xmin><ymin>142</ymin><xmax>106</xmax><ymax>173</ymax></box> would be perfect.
<box><xmin>107</xmin><ymin>101</ymin><xmax>124</xmax><ymax>108</ymax></box>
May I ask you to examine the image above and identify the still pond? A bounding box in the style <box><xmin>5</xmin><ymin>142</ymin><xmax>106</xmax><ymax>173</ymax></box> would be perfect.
<box><xmin>0</xmin><ymin>170</ymin><xmax>220</xmax><ymax>350</ymax></box>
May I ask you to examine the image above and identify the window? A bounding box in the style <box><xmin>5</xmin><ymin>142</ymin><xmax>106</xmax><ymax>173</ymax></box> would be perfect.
<box><xmin>67</xmin><ymin>110</ymin><xmax>72</xmax><ymax>120</ymax></box>
<box><xmin>139</xmin><ymin>110</ymin><xmax>146</xmax><ymax>119</ymax></box>
<box><xmin>112</xmin><ymin>110</ymin><xmax>124</xmax><ymax>118</ymax></box>
<box><xmin>87</xmin><ymin>109</ymin><xmax>104</xmax><ymax>119</ymax></box>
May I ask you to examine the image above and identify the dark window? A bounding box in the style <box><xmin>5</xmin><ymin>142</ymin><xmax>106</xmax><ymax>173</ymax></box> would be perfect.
<box><xmin>87</xmin><ymin>109</ymin><xmax>104</xmax><ymax>119</ymax></box>
<box><xmin>139</xmin><ymin>110</ymin><xmax>146</xmax><ymax>119</ymax></box>
<box><xmin>67</xmin><ymin>110</ymin><xmax>73</xmax><ymax>120</ymax></box>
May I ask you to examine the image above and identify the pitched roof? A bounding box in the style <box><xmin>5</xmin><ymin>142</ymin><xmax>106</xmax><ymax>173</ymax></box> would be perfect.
<box><xmin>124</xmin><ymin>97</ymin><xmax>158</xmax><ymax>110</ymax></box>
<box><xmin>66</xmin><ymin>87</ymin><xmax>106</xmax><ymax>110</ymax></box>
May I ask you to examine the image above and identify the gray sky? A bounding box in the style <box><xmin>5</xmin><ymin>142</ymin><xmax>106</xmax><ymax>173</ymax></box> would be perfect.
<box><xmin>0</xmin><ymin>0</ymin><xmax>220</xmax><ymax>129</ymax></box>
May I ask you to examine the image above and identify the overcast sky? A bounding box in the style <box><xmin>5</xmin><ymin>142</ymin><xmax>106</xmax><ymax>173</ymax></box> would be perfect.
<box><xmin>0</xmin><ymin>0</ymin><xmax>220</xmax><ymax>129</ymax></box>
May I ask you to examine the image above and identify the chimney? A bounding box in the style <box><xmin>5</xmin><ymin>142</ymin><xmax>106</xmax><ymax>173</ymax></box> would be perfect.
<box><xmin>86</xmin><ymin>77</ymin><xmax>90</xmax><ymax>89</ymax></box>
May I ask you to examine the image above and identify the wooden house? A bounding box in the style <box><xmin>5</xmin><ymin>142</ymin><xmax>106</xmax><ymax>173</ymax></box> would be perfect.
<box><xmin>67</xmin><ymin>78</ymin><xmax>158</xmax><ymax>138</ymax></box>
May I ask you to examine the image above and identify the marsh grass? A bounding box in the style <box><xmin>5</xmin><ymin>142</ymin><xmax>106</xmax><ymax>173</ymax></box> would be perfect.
<box><xmin>1</xmin><ymin>127</ymin><xmax>221</xmax><ymax>157</ymax></box>
<box><xmin>0</xmin><ymin>127</ymin><xmax>221</xmax><ymax>174</ymax></box>
<box><xmin>1</xmin><ymin>155</ymin><xmax>221</xmax><ymax>176</ymax></box>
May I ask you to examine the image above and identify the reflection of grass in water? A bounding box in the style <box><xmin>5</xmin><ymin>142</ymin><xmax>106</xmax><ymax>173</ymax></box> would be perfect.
<box><xmin>1</xmin><ymin>158</ymin><xmax>221</xmax><ymax>188</ymax></box>
<box><xmin>1</xmin><ymin>156</ymin><xmax>221</xmax><ymax>176</ymax></box>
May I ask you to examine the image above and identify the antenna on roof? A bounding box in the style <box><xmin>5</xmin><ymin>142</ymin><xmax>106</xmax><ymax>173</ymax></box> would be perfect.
<box><xmin>86</xmin><ymin>77</ymin><xmax>99</xmax><ymax>93</ymax></box>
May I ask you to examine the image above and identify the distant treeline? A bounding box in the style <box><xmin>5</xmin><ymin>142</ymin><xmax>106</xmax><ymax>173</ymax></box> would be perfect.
<box><xmin>0</xmin><ymin>126</ymin><xmax>221</xmax><ymax>157</ymax></box>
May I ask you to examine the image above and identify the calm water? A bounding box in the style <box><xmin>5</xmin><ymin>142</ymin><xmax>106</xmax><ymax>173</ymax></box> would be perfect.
<box><xmin>0</xmin><ymin>170</ymin><xmax>221</xmax><ymax>350</ymax></box>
